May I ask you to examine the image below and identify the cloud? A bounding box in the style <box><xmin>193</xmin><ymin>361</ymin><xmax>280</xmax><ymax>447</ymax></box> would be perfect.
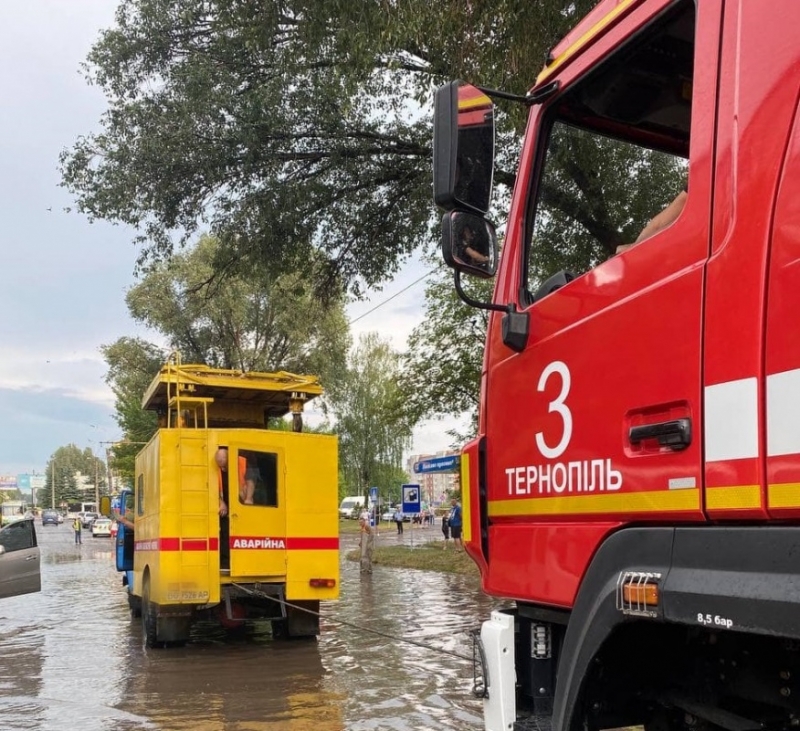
<box><xmin>0</xmin><ymin>386</ymin><xmax>117</xmax><ymax>475</ymax></box>
<box><xmin>0</xmin><ymin>347</ymin><xmax>114</xmax><ymax>405</ymax></box>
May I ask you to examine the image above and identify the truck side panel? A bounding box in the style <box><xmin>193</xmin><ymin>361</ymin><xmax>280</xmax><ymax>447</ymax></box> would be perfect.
<box><xmin>703</xmin><ymin>0</ymin><xmax>800</xmax><ymax>521</ymax></box>
<box><xmin>765</xmin><ymin>80</ymin><xmax>800</xmax><ymax>518</ymax></box>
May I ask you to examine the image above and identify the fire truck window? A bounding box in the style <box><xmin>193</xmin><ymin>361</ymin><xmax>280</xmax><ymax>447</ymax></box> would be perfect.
<box><xmin>239</xmin><ymin>450</ymin><xmax>278</xmax><ymax>508</ymax></box>
<box><xmin>525</xmin><ymin>0</ymin><xmax>694</xmax><ymax>297</ymax></box>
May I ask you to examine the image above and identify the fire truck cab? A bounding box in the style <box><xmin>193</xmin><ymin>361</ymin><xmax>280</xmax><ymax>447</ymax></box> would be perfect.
<box><xmin>104</xmin><ymin>356</ymin><xmax>339</xmax><ymax>647</ymax></box>
<box><xmin>435</xmin><ymin>0</ymin><xmax>800</xmax><ymax>729</ymax></box>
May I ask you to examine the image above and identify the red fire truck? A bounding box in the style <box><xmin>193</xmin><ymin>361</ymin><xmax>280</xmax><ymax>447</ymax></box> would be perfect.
<box><xmin>434</xmin><ymin>1</ymin><xmax>800</xmax><ymax>729</ymax></box>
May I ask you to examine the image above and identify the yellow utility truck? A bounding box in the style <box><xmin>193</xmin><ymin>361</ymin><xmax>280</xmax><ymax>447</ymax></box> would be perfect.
<box><xmin>103</xmin><ymin>356</ymin><xmax>339</xmax><ymax>646</ymax></box>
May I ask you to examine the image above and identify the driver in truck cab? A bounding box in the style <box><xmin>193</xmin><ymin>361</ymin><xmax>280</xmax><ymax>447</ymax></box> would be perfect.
<box><xmin>616</xmin><ymin>186</ymin><xmax>688</xmax><ymax>254</ymax></box>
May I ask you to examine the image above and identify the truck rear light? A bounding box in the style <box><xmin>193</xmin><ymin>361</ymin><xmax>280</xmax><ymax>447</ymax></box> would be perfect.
<box><xmin>309</xmin><ymin>578</ymin><xmax>336</xmax><ymax>588</ymax></box>
<box><xmin>616</xmin><ymin>571</ymin><xmax>661</xmax><ymax>617</ymax></box>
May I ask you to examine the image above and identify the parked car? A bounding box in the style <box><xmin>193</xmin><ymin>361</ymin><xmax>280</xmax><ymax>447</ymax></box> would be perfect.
<box><xmin>338</xmin><ymin>496</ymin><xmax>365</xmax><ymax>519</ymax></box>
<box><xmin>91</xmin><ymin>518</ymin><xmax>112</xmax><ymax>538</ymax></box>
<box><xmin>0</xmin><ymin>518</ymin><xmax>41</xmax><ymax>599</ymax></box>
<box><xmin>80</xmin><ymin>512</ymin><xmax>98</xmax><ymax>529</ymax></box>
<box><xmin>41</xmin><ymin>509</ymin><xmax>60</xmax><ymax>527</ymax></box>
<box><xmin>382</xmin><ymin>505</ymin><xmax>411</xmax><ymax>522</ymax></box>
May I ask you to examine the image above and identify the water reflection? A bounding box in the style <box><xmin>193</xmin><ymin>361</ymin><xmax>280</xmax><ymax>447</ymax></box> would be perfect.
<box><xmin>2</xmin><ymin>524</ymin><xmax>491</xmax><ymax>730</ymax></box>
<box><xmin>322</xmin><ymin>544</ymin><xmax>490</xmax><ymax>730</ymax></box>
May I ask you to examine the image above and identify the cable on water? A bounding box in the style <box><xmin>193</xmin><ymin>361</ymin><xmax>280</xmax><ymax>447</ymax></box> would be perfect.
<box><xmin>231</xmin><ymin>582</ymin><xmax>476</xmax><ymax>663</ymax></box>
<box><xmin>472</xmin><ymin>629</ymin><xmax>489</xmax><ymax>699</ymax></box>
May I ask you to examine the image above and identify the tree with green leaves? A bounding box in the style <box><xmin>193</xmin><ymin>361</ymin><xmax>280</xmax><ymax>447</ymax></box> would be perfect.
<box><xmin>328</xmin><ymin>333</ymin><xmax>412</xmax><ymax>500</ymax></box>
<box><xmin>103</xmin><ymin>235</ymin><xmax>350</xmax><ymax>485</ymax></box>
<box><xmin>398</xmin><ymin>261</ymin><xmax>493</xmax><ymax>444</ymax></box>
<box><xmin>102</xmin><ymin>337</ymin><xmax>166</xmax><ymax>486</ymax></box>
<box><xmin>124</xmin><ymin>234</ymin><xmax>350</xmax><ymax>378</ymax></box>
<box><xmin>60</xmin><ymin>0</ymin><xmax>602</xmax><ymax>296</ymax></box>
<box><xmin>63</xmin><ymin>0</ymin><xmax>689</xmax><ymax>460</ymax></box>
<box><xmin>41</xmin><ymin>445</ymin><xmax>107</xmax><ymax>509</ymax></box>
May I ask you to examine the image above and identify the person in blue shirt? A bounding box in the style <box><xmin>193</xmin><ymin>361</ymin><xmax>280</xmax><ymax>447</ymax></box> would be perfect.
<box><xmin>448</xmin><ymin>497</ymin><xmax>463</xmax><ymax>551</ymax></box>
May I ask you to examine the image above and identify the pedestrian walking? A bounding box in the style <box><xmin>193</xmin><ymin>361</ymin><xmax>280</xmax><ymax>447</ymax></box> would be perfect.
<box><xmin>359</xmin><ymin>508</ymin><xmax>374</xmax><ymax>573</ymax></box>
<box><xmin>72</xmin><ymin>517</ymin><xmax>82</xmax><ymax>545</ymax></box>
<box><xmin>441</xmin><ymin>515</ymin><xmax>450</xmax><ymax>549</ymax></box>
<box><xmin>393</xmin><ymin>507</ymin><xmax>404</xmax><ymax>535</ymax></box>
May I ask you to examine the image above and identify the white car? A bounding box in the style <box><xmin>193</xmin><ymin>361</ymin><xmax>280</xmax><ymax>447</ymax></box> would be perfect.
<box><xmin>91</xmin><ymin>518</ymin><xmax>112</xmax><ymax>538</ymax></box>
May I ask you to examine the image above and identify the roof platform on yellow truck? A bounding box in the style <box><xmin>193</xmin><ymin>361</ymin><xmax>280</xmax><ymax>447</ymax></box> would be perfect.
<box><xmin>141</xmin><ymin>357</ymin><xmax>323</xmax><ymax>430</ymax></box>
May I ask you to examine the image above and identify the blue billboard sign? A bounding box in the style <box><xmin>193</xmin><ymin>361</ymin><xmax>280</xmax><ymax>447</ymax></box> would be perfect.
<box><xmin>401</xmin><ymin>483</ymin><xmax>421</xmax><ymax>515</ymax></box>
<box><xmin>413</xmin><ymin>455</ymin><xmax>460</xmax><ymax>474</ymax></box>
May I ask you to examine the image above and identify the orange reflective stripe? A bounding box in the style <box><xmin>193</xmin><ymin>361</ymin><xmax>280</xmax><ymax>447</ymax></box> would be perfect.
<box><xmin>238</xmin><ymin>456</ymin><xmax>247</xmax><ymax>486</ymax></box>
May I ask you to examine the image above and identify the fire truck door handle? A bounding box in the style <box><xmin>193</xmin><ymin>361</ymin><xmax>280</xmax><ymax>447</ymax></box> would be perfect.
<box><xmin>628</xmin><ymin>418</ymin><xmax>692</xmax><ymax>451</ymax></box>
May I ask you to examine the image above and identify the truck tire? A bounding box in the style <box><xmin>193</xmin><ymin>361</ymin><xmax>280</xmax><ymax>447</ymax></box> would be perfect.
<box><xmin>128</xmin><ymin>592</ymin><xmax>142</xmax><ymax>619</ymax></box>
<box><xmin>141</xmin><ymin>577</ymin><xmax>159</xmax><ymax>648</ymax></box>
<box><xmin>284</xmin><ymin>600</ymin><xmax>320</xmax><ymax>638</ymax></box>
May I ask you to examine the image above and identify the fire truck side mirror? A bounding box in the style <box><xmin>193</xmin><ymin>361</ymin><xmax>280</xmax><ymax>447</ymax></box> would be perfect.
<box><xmin>433</xmin><ymin>80</ymin><xmax>495</xmax><ymax>215</ymax></box>
<box><xmin>441</xmin><ymin>211</ymin><xmax>499</xmax><ymax>279</ymax></box>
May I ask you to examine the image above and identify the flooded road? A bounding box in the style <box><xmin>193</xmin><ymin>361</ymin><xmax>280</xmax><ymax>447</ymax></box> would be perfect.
<box><xmin>0</xmin><ymin>524</ymin><xmax>497</xmax><ymax>730</ymax></box>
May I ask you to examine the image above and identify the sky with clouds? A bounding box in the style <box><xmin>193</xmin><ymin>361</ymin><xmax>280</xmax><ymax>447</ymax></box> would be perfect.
<box><xmin>0</xmin><ymin>1</ymin><xmax>462</xmax><ymax>480</ymax></box>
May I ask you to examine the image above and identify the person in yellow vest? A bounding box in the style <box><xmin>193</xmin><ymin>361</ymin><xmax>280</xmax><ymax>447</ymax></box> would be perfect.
<box><xmin>72</xmin><ymin>517</ymin><xmax>82</xmax><ymax>545</ymax></box>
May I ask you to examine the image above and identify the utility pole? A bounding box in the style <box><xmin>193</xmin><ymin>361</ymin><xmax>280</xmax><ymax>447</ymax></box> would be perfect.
<box><xmin>51</xmin><ymin>461</ymin><xmax>55</xmax><ymax>510</ymax></box>
<box><xmin>94</xmin><ymin>458</ymin><xmax>99</xmax><ymax>512</ymax></box>
<box><xmin>100</xmin><ymin>440</ymin><xmax>149</xmax><ymax>495</ymax></box>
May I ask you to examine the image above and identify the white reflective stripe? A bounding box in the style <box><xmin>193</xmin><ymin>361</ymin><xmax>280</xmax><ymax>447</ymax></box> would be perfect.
<box><xmin>767</xmin><ymin>368</ymin><xmax>800</xmax><ymax>457</ymax></box>
<box><xmin>704</xmin><ymin>378</ymin><xmax>759</xmax><ymax>462</ymax></box>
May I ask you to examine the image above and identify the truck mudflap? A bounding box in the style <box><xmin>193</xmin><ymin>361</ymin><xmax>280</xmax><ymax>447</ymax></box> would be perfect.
<box><xmin>480</xmin><ymin>611</ymin><xmax>517</xmax><ymax>731</ymax></box>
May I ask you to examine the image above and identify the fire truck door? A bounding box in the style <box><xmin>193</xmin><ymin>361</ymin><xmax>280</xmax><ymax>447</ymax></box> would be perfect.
<box><xmin>489</xmin><ymin>231</ymin><xmax>707</xmax><ymax>522</ymax></box>
<box><xmin>228</xmin><ymin>446</ymin><xmax>287</xmax><ymax>578</ymax></box>
<box><xmin>486</xmin><ymin>0</ymin><xmax>718</xmax><ymax>523</ymax></box>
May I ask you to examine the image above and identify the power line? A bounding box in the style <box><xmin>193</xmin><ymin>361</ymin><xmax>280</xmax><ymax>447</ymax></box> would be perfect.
<box><xmin>348</xmin><ymin>270</ymin><xmax>435</xmax><ymax>326</ymax></box>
